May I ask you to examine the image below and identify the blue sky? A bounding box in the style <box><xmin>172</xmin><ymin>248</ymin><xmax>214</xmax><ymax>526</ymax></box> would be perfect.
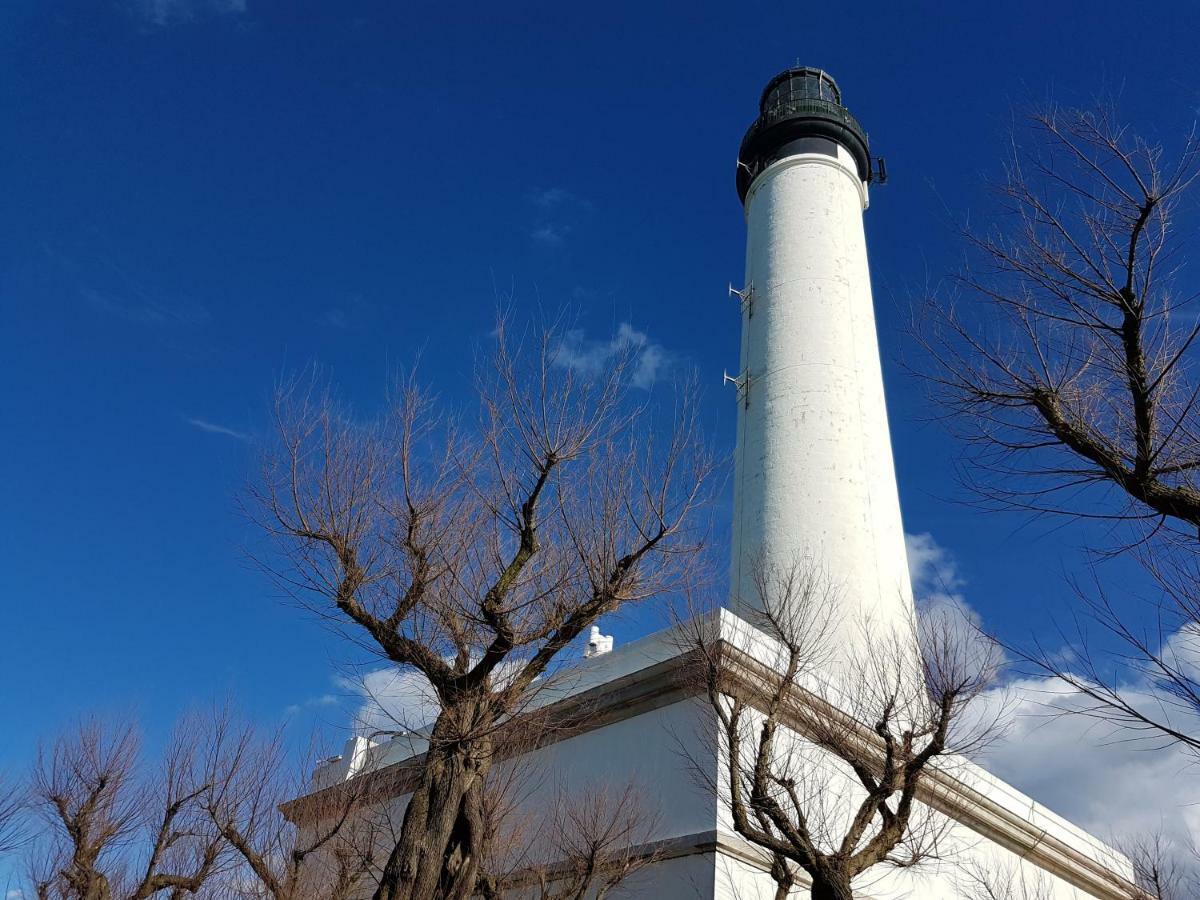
<box><xmin>3</xmin><ymin>0</ymin><xmax>1200</xmax><ymax>836</ymax></box>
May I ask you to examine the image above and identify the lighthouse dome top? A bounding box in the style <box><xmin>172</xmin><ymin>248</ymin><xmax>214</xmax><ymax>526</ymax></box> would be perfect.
<box><xmin>758</xmin><ymin>66</ymin><xmax>842</xmax><ymax>108</ymax></box>
<box><xmin>736</xmin><ymin>65</ymin><xmax>871</xmax><ymax>202</ymax></box>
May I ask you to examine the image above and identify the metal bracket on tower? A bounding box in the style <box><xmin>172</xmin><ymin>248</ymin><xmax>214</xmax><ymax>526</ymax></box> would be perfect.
<box><xmin>729</xmin><ymin>282</ymin><xmax>754</xmax><ymax>318</ymax></box>
<box><xmin>723</xmin><ymin>369</ymin><xmax>751</xmax><ymax>409</ymax></box>
<box><xmin>870</xmin><ymin>157</ymin><xmax>888</xmax><ymax>184</ymax></box>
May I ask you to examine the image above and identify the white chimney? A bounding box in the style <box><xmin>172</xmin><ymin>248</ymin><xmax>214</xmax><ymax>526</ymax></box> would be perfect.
<box><xmin>584</xmin><ymin>625</ymin><xmax>613</xmax><ymax>658</ymax></box>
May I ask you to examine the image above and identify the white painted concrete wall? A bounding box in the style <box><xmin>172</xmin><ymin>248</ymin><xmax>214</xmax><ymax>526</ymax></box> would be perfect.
<box><xmin>323</xmin><ymin>696</ymin><xmax>1128</xmax><ymax>899</ymax></box>
<box><xmin>306</xmin><ymin>614</ymin><xmax>1134</xmax><ymax>899</ymax></box>
<box><xmin>730</xmin><ymin>145</ymin><xmax>916</xmax><ymax>668</ymax></box>
<box><xmin>710</xmin><ymin>705</ymin><xmax>1125</xmax><ymax>900</ymax></box>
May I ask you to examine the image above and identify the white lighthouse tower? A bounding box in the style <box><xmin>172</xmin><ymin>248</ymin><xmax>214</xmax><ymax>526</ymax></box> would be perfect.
<box><xmin>729</xmin><ymin>68</ymin><xmax>915</xmax><ymax>663</ymax></box>
<box><xmin>292</xmin><ymin>67</ymin><xmax>1143</xmax><ymax>900</ymax></box>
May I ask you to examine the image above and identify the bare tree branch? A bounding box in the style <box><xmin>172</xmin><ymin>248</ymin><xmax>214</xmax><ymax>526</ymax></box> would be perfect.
<box><xmin>29</xmin><ymin>717</ymin><xmax>225</xmax><ymax>900</ymax></box>
<box><xmin>914</xmin><ymin>105</ymin><xmax>1200</xmax><ymax>539</ymax></box>
<box><xmin>680</xmin><ymin>559</ymin><xmax>1002</xmax><ymax>900</ymax></box>
<box><xmin>246</xmin><ymin>315</ymin><xmax>714</xmax><ymax>900</ymax></box>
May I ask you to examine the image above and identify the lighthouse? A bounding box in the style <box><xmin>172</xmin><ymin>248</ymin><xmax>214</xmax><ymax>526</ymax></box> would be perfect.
<box><xmin>291</xmin><ymin>67</ymin><xmax>1142</xmax><ymax>900</ymax></box>
<box><xmin>729</xmin><ymin>67</ymin><xmax>916</xmax><ymax>662</ymax></box>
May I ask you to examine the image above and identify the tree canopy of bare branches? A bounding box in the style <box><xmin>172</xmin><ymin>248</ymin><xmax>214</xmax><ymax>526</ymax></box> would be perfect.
<box><xmin>29</xmin><ymin>718</ymin><xmax>224</xmax><ymax>900</ymax></box>
<box><xmin>918</xmin><ymin>104</ymin><xmax>1200</xmax><ymax>762</ymax></box>
<box><xmin>0</xmin><ymin>774</ymin><xmax>25</xmax><ymax>857</ymax></box>
<box><xmin>919</xmin><ymin>106</ymin><xmax>1200</xmax><ymax>536</ymax></box>
<box><xmin>478</xmin><ymin>780</ymin><xmax>662</xmax><ymax>900</ymax></box>
<box><xmin>248</xmin><ymin>316</ymin><xmax>713</xmax><ymax>900</ymax></box>
<box><xmin>201</xmin><ymin>716</ymin><xmax>378</xmax><ymax>900</ymax></box>
<box><xmin>683</xmin><ymin>559</ymin><xmax>1002</xmax><ymax>900</ymax></box>
<box><xmin>958</xmin><ymin>832</ymin><xmax>1192</xmax><ymax>900</ymax></box>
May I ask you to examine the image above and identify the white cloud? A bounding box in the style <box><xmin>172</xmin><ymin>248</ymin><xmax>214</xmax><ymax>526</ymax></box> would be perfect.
<box><xmin>340</xmin><ymin>658</ymin><xmax>528</xmax><ymax>738</ymax></box>
<box><xmin>132</xmin><ymin>0</ymin><xmax>246</xmax><ymax>26</ymax></box>
<box><xmin>907</xmin><ymin>531</ymin><xmax>966</xmax><ymax>607</ymax></box>
<box><xmin>907</xmin><ymin>532</ymin><xmax>1200</xmax><ymax>863</ymax></box>
<box><xmin>1163</xmin><ymin>623</ymin><xmax>1200</xmax><ymax>684</ymax></box>
<box><xmin>907</xmin><ymin>531</ymin><xmax>988</xmax><ymax>659</ymax></box>
<box><xmin>977</xmin><ymin>675</ymin><xmax>1200</xmax><ymax>855</ymax></box>
<box><xmin>340</xmin><ymin>668</ymin><xmax>441</xmax><ymax>737</ymax></box>
<box><xmin>552</xmin><ymin>322</ymin><xmax>669</xmax><ymax>390</ymax></box>
<box><xmin>185</xmin><ymin>417</ymin><xmax>251</xmax><ymax>441</ymax></box>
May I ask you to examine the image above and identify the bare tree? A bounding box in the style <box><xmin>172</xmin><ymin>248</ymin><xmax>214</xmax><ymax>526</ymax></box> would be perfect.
<box><xmin>682</xmin><ymin>559</ymin><xmax>1002</xmax><ymax>900</ymax></box>
<box><xmin>1123</xmin><ymin>831</ymin><xmax>1195</xmax><ymax>900</ymax></box>
<box><xmin>956</xmin><ymin>859</ymin><xmax>1057</xmax><ymax>900</ymax></box>
<box><xmin>0</xmin><ymin>774</ymin><xmax>26</xmax><ymax>857</ymax></box>
<box><xmin>201</xmin><ymin>717</ymin><xmax>379</xmax><ymax>900</ymax></box>
<box><xmin>478</xmin><ymin>780</ymin><xmax>662</xmax><ymax>900</ymax></box>
<box><xmin>248</xmin><ymin>316</ymin><xmax>713</xmax><ymax>900</ymax></box>
<box><xmin>919</xmin><ymin>105</ymin><xmax>1200</xmax><ymax>534</ymax></box>
<box><xmin>917</xmin><ymin>104</ymin><xmax>1200</xmax><ymax>756</ymax></box>
<box><xmin>29</xmin><ymin>718</ymin><xmax>225</xmax><ymax>900</ymax></box>
<box><xmin>958</xmin><ymin>834</ymin><xmax>1190</xmax><ymax>900</ymax></box>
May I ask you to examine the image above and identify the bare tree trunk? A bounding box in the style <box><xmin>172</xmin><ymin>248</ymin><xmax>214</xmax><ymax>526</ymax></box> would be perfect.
<box><xmin>809</xmin><ymin>872</ymin><xmax>854</xmax><ymax>900</ymax></box>
<box><xmin>374</xmin><ymin>712</ymin><xmax>495</xmax><ymax>900</ymax></box>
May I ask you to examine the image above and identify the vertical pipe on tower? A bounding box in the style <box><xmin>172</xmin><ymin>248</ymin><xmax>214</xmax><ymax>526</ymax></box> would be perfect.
<box><xmin>729</xmin><ymin>68</ymin><xmax>915</xmax><ymax>664</ymax></box>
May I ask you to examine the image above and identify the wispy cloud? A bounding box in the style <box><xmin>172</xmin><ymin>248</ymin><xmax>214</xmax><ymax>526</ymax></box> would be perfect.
<box><xmin>906</xmin><ymin>531</ymin><xmax>975</xmax><ymax>618</ymax></box>
<box><xmin>318</xmin><ymin>296</ymin><xmax>375</xmax><ymax>331</ymax></box>
<box><xmin>130</xmin><ymin>0</ymin><xmax>247</xmax><ymax>27</ymax></box>
<box><xmin>185</xmin><ymin>417</ymin><xmax>251</xmax><ymax>441</ymax></box>
<box><xmin>553</xmin><ymin>322</ymin><xmax>669</xmax><ymax>390</ymax></box>
<box><xmin>531</xmin><ymin>187</ymin><xmax>589</xmax><ymax>210</ymax></box>
<box><xmin>531</xmin><ymin>223</ymin><xmax>570</xmax><ymax>247</ymax></box>
<box><xmin>321</xmin><ymin>308</ymin><xmax>351</xmax><ymax>329</ymax></box>
<box><xmin>528</xmin><ymin>186</ymin><xmax>590</xmax><ymax>249</ymax></box>
<box><xmin>84</xmin><ymin>287</ymin><xmax>209</xmax><ymax>327</ymax></box>
<box><xmin>283</xmin><ymin>692</ymin><xmax>340</xmax><ymax>719</ymax></box>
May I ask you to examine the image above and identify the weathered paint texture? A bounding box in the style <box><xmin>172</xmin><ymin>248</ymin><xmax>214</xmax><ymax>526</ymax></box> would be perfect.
<box><xmin>731</xmin><ymin>145</ymin><xmax>916</xmax><ymax>657</ymax></box>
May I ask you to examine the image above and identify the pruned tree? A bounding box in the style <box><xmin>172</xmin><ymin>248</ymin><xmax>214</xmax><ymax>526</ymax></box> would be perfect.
<box><xmin>683</xmin><ymin>559</ymin><xmax>1002</xmax><ymax>900</ymax></box>
<box><xmin>248</xmin><ymin>315</ymin><xmax>713</xmax><ymax>900</ymax></box>
<box><xmin>201</xmin><ymin>717</ymin><xmax>379</xmax><ymax>900</ymax></box>
<box><xmin>916</xmin><ymin>104</ymin><xmax>1200</xmax><ymax>756</ymax></box>
<box><xmin>29</xmin><ymin>718</ymin><xmax>224</xmax><ymax>900</ymax></box>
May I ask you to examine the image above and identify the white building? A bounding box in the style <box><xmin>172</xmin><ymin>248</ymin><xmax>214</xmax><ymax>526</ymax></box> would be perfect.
<box><xmin>294</xmin><ymin>68</ymin><xmax>1141</xmax><ymax>899</ymax></box>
